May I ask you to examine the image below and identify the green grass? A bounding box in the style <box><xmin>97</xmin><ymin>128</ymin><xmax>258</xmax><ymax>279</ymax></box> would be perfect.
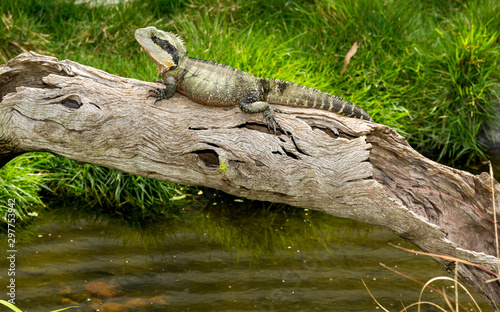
<box><xmin>0</xmin><ymin>0</ymin><xmax>499</xmax><ymax>224</ymax></box>
<box><xmin>0</xmin><ymin>154</ymin><xmax>48</xmax><ymax>222</ymax></box>
<box><xmin>0</xmin><ymin>153</ymin><xmax>188</xmax><ymax>229</ymax></box>
<box><xmin>0</xmin><ymin>299</ymin><xmax>77</xmax><ymax>312</ymax></box>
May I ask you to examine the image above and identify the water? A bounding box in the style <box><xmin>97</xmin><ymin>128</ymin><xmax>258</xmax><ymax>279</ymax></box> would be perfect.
<box><xmin>0</xmin><ymin>206</ymin><xmax>490</xmax><ymax>312</ymax></box>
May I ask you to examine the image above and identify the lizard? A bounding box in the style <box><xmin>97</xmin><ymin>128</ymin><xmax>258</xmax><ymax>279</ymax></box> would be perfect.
<box><xmin>135</xmin><ymin>26</ymin><xmax>373</xmax><ymax>135</ymax></box>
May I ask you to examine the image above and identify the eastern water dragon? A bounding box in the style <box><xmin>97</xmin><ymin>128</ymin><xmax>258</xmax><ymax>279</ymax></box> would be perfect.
<box><xmin>135</xmin><ymin>26</ymin><xmax>373</xmax><ymax>135</ymax></box>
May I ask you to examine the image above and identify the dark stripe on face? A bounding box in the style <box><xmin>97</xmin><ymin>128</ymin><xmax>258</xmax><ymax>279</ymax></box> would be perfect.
<box><xmin>151</xmin><ymin>34</ymin><xmax>179</xmax><ymax>68</ymax></box>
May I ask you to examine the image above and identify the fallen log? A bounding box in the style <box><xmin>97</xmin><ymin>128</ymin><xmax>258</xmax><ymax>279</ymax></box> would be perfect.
<box><xmin>1</xmin><ymin>52</ymin><xmax>499</xmax><ymax>307</ymax></box>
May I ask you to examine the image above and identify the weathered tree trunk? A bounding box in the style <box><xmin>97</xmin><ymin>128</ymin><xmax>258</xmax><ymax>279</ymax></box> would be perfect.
<box><xmin>1</xmin><ymin>52</ymin><xmax>499</xmax><ymax>307</ymax></box>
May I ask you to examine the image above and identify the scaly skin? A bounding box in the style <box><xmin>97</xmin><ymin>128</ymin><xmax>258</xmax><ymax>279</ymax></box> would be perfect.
<box><xmin>135</xmin><ymin>26</ymin><xmax>373</xmax><ymax>134</ymax></box>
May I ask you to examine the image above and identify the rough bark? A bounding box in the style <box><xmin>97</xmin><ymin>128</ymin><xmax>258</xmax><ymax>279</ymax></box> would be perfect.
<box><xmin>1</xmin><ymin>52</ymin><xmax>499</xmax><ymax>307</ymax></box>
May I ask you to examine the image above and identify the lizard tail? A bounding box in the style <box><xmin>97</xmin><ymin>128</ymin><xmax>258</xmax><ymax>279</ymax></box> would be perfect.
<box><xmin>260</xmin><ymin>78</ymin><xmax>373</xmax><ymax>122</ymax></box>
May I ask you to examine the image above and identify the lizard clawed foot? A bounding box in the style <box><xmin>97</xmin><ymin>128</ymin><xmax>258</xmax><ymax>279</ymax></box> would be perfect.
<box><xmin>148</xmin><ymin>88</ymin><xmax>168</xmax><ymax>104</ymax></box>
<box><xmin>272</xmin><ymin>107</ymin><xmax>289</xmax><ymax>115</ymax></box>
<box><xmin>148</xmin><ymin>77</ymin><xmax>177</xmax><ymax>104</ymax></box>
<box><xmin>264</xmin><ymin>107</ymin><xmax>289</xmax><ymax>137</ymax></box>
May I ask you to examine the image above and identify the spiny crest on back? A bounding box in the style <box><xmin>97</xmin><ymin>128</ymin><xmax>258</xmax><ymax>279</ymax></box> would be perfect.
<box><xmin>135</xmin><ymin>26</ymin><xmax>187</xmax><ymax>75</ymax></box>
<box><xmin>170</xmin><ymin>32</ymin><xmax>186</xmax><ymax>53</ymax></box>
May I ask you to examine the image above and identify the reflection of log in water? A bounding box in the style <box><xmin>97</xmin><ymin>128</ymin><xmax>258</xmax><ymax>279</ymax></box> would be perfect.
<box><xmin>0</xmin><ymin>52</ymin><xmax>499</xmax><ymax>308</ymax></box>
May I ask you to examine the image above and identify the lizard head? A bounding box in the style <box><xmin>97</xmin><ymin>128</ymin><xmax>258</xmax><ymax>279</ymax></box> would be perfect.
<box><xmin>135</xmin><ymin>26</ymin><xmax>187</xmax><ymax>75</ymax></box>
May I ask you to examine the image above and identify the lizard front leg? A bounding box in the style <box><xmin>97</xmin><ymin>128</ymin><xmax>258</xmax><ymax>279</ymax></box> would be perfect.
<box><xmin>240</xmin><ymin>93</ymin><xmax>288</xmax><ymax>136</ymax></box>
<box><xmin>148</xmin><ymin>74</ymin><xmax>177</xmax><ymax>104</ymax></box>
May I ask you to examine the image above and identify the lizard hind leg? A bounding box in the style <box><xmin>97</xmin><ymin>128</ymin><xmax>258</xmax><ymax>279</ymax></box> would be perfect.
<box><xmin>239</xmin><ymin>94</ymin><xmax>289</xmax><ymax>136</ymax></box>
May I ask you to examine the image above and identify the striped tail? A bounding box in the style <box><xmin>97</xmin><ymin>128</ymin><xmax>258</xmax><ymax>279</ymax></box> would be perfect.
<box><xmin>261</xmin><ymin>78</ymin><xmax>373</xmax><ymax>121</ymax></box>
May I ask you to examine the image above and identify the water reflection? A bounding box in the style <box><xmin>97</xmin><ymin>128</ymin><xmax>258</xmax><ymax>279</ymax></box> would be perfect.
<box><xmin>0</xmin><ymin>196</ymin><xmax>490</xmax><ymax>311</ymax></box>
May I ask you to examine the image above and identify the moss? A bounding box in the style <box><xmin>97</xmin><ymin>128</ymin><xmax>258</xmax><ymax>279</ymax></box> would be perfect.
<box><xmin>216</xmin><ymin>159</ymin><xmax>229</xmax><ymax>174</ymax></box>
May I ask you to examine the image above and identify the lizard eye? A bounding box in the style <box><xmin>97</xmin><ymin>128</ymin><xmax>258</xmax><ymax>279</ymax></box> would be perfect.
<box><xmin>149</xmin><ymin>30</ymin><xmax>155</xmax><ymax>37</ymax></box>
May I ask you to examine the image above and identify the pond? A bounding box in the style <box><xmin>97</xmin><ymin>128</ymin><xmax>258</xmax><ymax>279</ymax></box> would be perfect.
<box><xmin>0</xmin><ymin>198</ymin><xmax>491</xmax><ymax>312</ymax></box>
